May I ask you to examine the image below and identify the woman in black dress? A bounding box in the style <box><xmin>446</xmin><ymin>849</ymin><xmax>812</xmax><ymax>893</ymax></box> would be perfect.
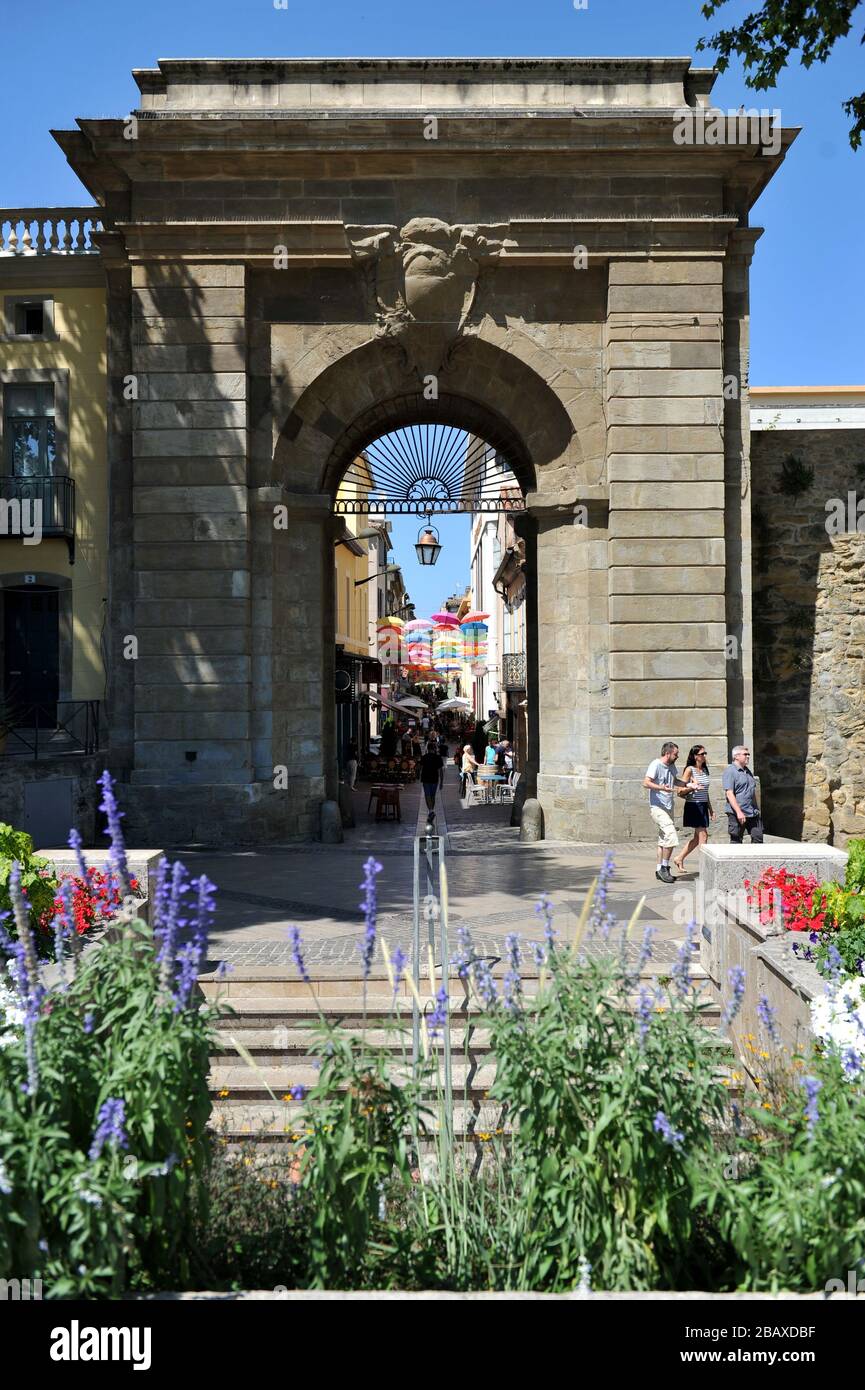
<box><xmin>673</xmin><ymin>744</ymin><xmax>715</xmax><ymax>873</ymax></box>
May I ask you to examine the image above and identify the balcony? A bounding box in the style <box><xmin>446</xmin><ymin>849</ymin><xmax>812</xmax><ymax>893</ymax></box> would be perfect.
<box><xmin>502</xmin><ymin>651</ymin><xmax>527</xmax><ymax>690</ymax></box>
<box><xmin>0</xmin><ymin>475</ymin><xmax>76</xmax><ymax>561</ymax></box>
<box><xmin>0</xmin><ymin>208</ymin><xmax>104</xmax><ymax>257</ymax></box>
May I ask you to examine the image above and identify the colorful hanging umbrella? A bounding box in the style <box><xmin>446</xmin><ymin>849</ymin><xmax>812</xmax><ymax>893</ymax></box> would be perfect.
<box><xmin>431</xmin><ymin>611</ymin><xmax>460</xmax><ymax>627</ymax></box>
<box><xmin>459</xmin><ymin>611</ymin><xmax>490</xmax><ymax>625</ymax></box>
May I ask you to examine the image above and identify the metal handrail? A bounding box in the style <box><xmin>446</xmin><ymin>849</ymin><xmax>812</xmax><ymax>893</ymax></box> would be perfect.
<box><xmin>412</xmin><ymin>829</ymin><xmax>453</xmax><ymax>1150</ymax></box>
<box><xmin>0</xmin><ymin>700</ymin><xmax>100</xmax><ymax>759</ymax></box>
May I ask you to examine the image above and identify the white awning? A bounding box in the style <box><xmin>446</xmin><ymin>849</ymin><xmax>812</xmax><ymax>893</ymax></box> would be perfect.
<box><xmin>363</xmin><ymin>692</ymin><xmax>412</xmax><ymax>715</ymax></box>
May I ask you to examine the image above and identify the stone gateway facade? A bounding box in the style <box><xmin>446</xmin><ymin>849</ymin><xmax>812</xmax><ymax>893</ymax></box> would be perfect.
<box><xmin>53</xmin><ymin>57</ymin><xmax>797</xmax><ymax>845</ymax></box>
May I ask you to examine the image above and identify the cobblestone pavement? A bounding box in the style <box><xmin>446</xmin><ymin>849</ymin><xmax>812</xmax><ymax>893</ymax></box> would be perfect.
<box><xmin>183</xmin><ymin>758</ymin><xmax>710</xmax><ymax>975</ymax></box>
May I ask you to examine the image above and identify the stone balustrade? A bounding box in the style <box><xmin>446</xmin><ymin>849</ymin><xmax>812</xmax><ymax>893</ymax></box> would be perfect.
<box><xmin>0</xmin><ymin>208</ymin><xmax>104</xmax><ymax>256</ymax></box>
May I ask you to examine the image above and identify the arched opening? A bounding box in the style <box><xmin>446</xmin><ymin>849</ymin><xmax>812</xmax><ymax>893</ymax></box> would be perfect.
<box><xmin>325</xmin><ymin>393</ymin><xmax>537</xmax><ymax>814</ymax></box>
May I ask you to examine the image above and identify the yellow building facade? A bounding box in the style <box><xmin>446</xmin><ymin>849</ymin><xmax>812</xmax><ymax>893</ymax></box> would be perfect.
<box><xmin>0</xmin><ymin>232</ymin><xmax>108</xmax><ymax>735</ymax></box>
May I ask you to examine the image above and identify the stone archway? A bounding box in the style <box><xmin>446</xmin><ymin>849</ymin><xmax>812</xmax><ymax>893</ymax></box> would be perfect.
<box><xmin>65</xmin><ymin>57</ymin><xmax>791</xmax><ymax>845</ymax></box>
<box><xmin>265</xmin><ymin>329</ymin><xmax>603</xmax><ymax>834</ymax></box>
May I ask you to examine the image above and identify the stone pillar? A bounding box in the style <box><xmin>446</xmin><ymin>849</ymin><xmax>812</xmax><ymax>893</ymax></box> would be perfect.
<box><xmin>127</xmin><ymin>262</ymin><xmax>253</xmax><ymax>839</ymax></box>
<box><xmin>606</xmin><ymin>258</ymin><xmax>729</xmax><ymax>832</ymax></box>
<box><xmin>101</xmin><ymin>236</ymin><xmax>135</xmax><ymax>773</ymax></box>
<box><xmin>531</xmin><ymin>494</ymin><xmax>610</xmax><ymax>840</ymax></box>
<box><xmin>269</xmin><ymin>491</ymin><xmax>337</xmax><ymax>838</ymax></box>
<box><xmin>724</xmin><ymin>231</ymin><xmax>760</xmax><ymax>757</ymax></box>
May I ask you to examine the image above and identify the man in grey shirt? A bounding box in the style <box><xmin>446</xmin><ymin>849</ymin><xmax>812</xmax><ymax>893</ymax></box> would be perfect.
<box><xmin>722</xmin><ymin>745</ymin><xmax>763</xmax><ymax>844</ymax></box>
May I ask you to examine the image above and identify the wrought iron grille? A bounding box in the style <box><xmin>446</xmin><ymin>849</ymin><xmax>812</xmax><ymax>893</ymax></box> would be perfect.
<box><xmin>335</xmin><ymin>424</ymin><xmax>525</xmax><ymax>515</ymax></box>
<box><xmin>0</xmin><ymin>475</ymin><xmax>76</xmax><ymax>561</ymax></box>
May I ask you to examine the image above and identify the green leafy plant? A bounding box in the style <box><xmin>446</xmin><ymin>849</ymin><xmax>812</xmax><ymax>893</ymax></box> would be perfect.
<box><xmin>699</xmin><ymin>1048</ymin><xmax>865</xmax><ymax>1291</ymax></box>
<box><xmin>0</xmin><ymin>917</ymin><xmax>215</xmax><ymax>1295</ymax></box>
<box><xmin>0</xmin><ymin>823</ymin><xmax>58</xmax><ymax>953</ymax></box>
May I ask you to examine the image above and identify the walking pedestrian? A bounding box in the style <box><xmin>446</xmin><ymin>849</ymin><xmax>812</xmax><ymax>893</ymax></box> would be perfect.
<box><xmin>419</xmin><ymin>739</ymin><xmax>445</xmax><ymax>821</ymax></box>
<box><xmin>460</xmin><ymin>744</ymin><xmax>479</xmax><ymax>797</ymax></box>
<box><xmin>722</xmin><ymin>746</ymin><xmax>763</xmax><ymax>843</ymax></box>
<box><xmin>642</xmin><ymin>740</ymin><xmax>691</xmax><ymax>883</ymax></box>
<box><xmin>345</xmin><ymin>739</ymin><xmax>359</xmax><ymax>790</ymax></box>
<box><xmin>673</xmin><ymin>745</ymin><xmax>714</xmax><ymax>872</ymax></box>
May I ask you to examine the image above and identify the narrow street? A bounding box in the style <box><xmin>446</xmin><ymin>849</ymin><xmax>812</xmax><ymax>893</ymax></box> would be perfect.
<box><xmin>180</xmin><ymin>760</ymin><xmax>705</xmax><ymax>976</ymax></box>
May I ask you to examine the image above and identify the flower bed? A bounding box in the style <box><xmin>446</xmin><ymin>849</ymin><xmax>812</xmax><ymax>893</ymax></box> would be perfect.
<box><xmin>5</xmin><ymin>804</ymin><xmax>865</xmax><ymax>1294</ymax></box>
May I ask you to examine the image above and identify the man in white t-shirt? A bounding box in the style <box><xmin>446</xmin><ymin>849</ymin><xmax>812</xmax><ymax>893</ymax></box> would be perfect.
<box><xmin>643</xmin><ymin>741</ymin><xmax>690</xmax><ymax>883</ymax></box>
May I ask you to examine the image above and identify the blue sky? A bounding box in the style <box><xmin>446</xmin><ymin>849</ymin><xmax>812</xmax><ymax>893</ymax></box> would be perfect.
<box><xmin>5</xmin><ymin>0</ymin><xmax>863</xmax><ymax>606</ymax></box>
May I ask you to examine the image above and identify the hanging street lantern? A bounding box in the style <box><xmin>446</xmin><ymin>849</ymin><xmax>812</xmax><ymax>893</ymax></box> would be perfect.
<box><xmin>415</xmin><ymin>522</ymin><xmax>442</xmax><ymax>567</ymax></box>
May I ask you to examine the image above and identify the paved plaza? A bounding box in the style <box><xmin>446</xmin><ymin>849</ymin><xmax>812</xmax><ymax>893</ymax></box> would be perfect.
<box><xmin>179</xmin><ymin>762</ymin><xmax>743</xmax><ymax>976</ymax></box>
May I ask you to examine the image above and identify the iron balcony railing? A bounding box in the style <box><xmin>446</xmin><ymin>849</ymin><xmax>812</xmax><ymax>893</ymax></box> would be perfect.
<box><xmin>0</xmin><ymin>475</ymin><xmax>76</xmax><ymax>561</ymax></box>
<box><xmin>0</xmin><ymin>700</ymin><xmax>101</xmax><ymax>760</ymax></box>
<box><xmin>502</xmin><ymin>651</ymin><xmax>527</xmax><ymax>690</ymax></box>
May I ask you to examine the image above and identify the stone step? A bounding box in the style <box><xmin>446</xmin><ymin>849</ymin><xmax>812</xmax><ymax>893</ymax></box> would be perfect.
<box><xmin>211</xmin><ymin>1100</ymin><xmax>511</xmax><ymax>1147</ymax></box>
<box><xmin>211</xmin><ymin>1025</ymin><xmax>495</xmax><ymax>1062</ymax></box>
<box><xmin>210</xmin><ymin>1061</ymin><xmax>500</xmax><ymax>1101</ymax></box>
<box><xmin>199</xmin><ymin>962</ymin><xmax>712</xmax><ymax>1004</ymax></box>
<box><xmin>210</xmin><ymin>1067</ymin><xmax>742</xmax><ymax>1149</ymax></box>
<box><xmin>210</xmin><ymin>991</ymin><xmax>721</xmax><ymax>1032</ymax></box>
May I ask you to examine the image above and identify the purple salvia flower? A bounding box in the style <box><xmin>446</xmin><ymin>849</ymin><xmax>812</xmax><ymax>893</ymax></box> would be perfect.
<box><xmin>358</xmin><ymin>856</ymin><xmax>383</xmax><ymax>980</ymax></box>
<box><xmin>801</xmin><ymin>1074</ymin><xmax>821</xmax><ymax>1136</ymax></box>
<box><xmin>427</xmin><ymin>985</ymin><xmax>449</xmax><ymax>1040</ymax></box>
<box><xmin>83</xmin><ymin>1012</ymin><xmax>94</xmax><ymax>1035</ymax></box>
<box><xmin>189</xmin><ymin>873</ymin><xmax>216</xmax><ymax>966</ymax></box>
<box><xmin>55</xmin><ymin>877</ymin><xmax>75</xmax><ymax>991</ymax></box>
<box><xmin>824</xmin><ymin>943</ymin><xmax>843</xmax><ymax>979</ymax></box>
<box><xmin>390</xmin><ymin>946</ymin><xmax>407</xmax><ymax>995</ymax></box>
<box><xmin>156</xmin><ymin>861</ymin><xmax>189</xmax><ymax>993</ymax></box>
<box><xmin>721</xmin><ymin>965</ymin><xmax>746</xmax><ymax>1030</ymax></box>
<box><xmin>451</xmin><ymin>924</ymin><xmax>473</xmax><ymax>979</ymax></box>
<box><xmin>288</xmin><ymin>926</ymin><xmax>310</xmax><ymax>984</ymax></box>
<box><xmin>636</xmin><ymin>923</ymin><xmax>656</xmax><ymax>977</ymax></box>
<box><xmin>636</xmin><ymin>987</ymin><xmax>653</xmax><ymax>1047</ymax></box>
<box><xmin>172</xmin><ymin>942</ymin><xmax>200</xmax><ymax>1012</ymax></box>
<box><xmin>472</xmin><ymin>956</ymin><xmax>498</xmax><ymax>1010</ymax></box>
<box><xmin>505</xmin><ymin>932</ymin><xmax>522</xmax><ymax>974</ymax></box>
<box><xmin>588</xmin><ymin>852</ymin><xmax>617</xmax><ymax>940</ymax></box>
<box><xmin>653</xmin><ymin>1110</ymin><xmax>684</xmax><ymax>1149</ymax></box>
<box><xmin>290</xmin><ymin>1084</ymin><xmax>306</xmax><ymax>1103</ymax></box>
<box><xmin>535</xmin><ymin>893</ymin><xmax>557</xmax><ymax>949</ymax></box>
<box><xmin>503</xmin><ymin>969</ymin><xmax>522</xmax><ymax>1014</ymax></box>
<box><xmin>89</xmin><ymin>1097</ymin><xmax>128</xmax><ymax>1161</ymax></box>
<box><xmin>97</xmin><ymin>770</ymin><xmax>132</xmax><ymax>898</ymax></box>
<box><xmin>215</xmin><ymin>960</ymin><xmax>233</xmax><ymax>981</ymax></box>
<box><xmin>842</xmin><ymin>1048</ymin><xmax>863</xmax><ymax>1079</ymax></box>
<box><xmin>7</xmin><ymin>863</ymin><xmax>43</xmax><ymax>1096</ymax></box>
<box><xmin>757</xmin><ymin>993</ymin><xmax>781</xmax><ymax>1047</ymax></box>
<box><xmin>151</xmin><ymin>856</ymin><xmax>170</xmax><ymax>934</ymax></box>
<box><xmin>531</xmin><ymin>941</ymin><xmax>547</xmax><ymax>968</ymax></box>
<box><xmin>671</xmin><ymin>921</ymin><xmax>698</xmax><ymax>998</ymax></box>
<box><xmin>68</xmin><ymin>827</ymin><xmax>89</xmax><ymax>883</ymax></box>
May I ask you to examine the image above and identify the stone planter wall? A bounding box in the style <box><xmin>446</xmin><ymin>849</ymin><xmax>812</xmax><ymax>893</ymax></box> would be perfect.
<box><xmin>699</xmin><ymin>842</ymin><xmax>847</xmax><ymax>1063</ymax></box>
<box><xmin>38</xmin><ymin>847</ymin><xmax>163</xmax><ymax>925</ymax></box>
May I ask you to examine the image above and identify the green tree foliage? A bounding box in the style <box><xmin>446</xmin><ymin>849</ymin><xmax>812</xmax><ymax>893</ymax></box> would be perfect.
<box><xmin>698</xmin><ymin>0</ymin><xmax>865</xmax><ymax>148</ymax></box>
